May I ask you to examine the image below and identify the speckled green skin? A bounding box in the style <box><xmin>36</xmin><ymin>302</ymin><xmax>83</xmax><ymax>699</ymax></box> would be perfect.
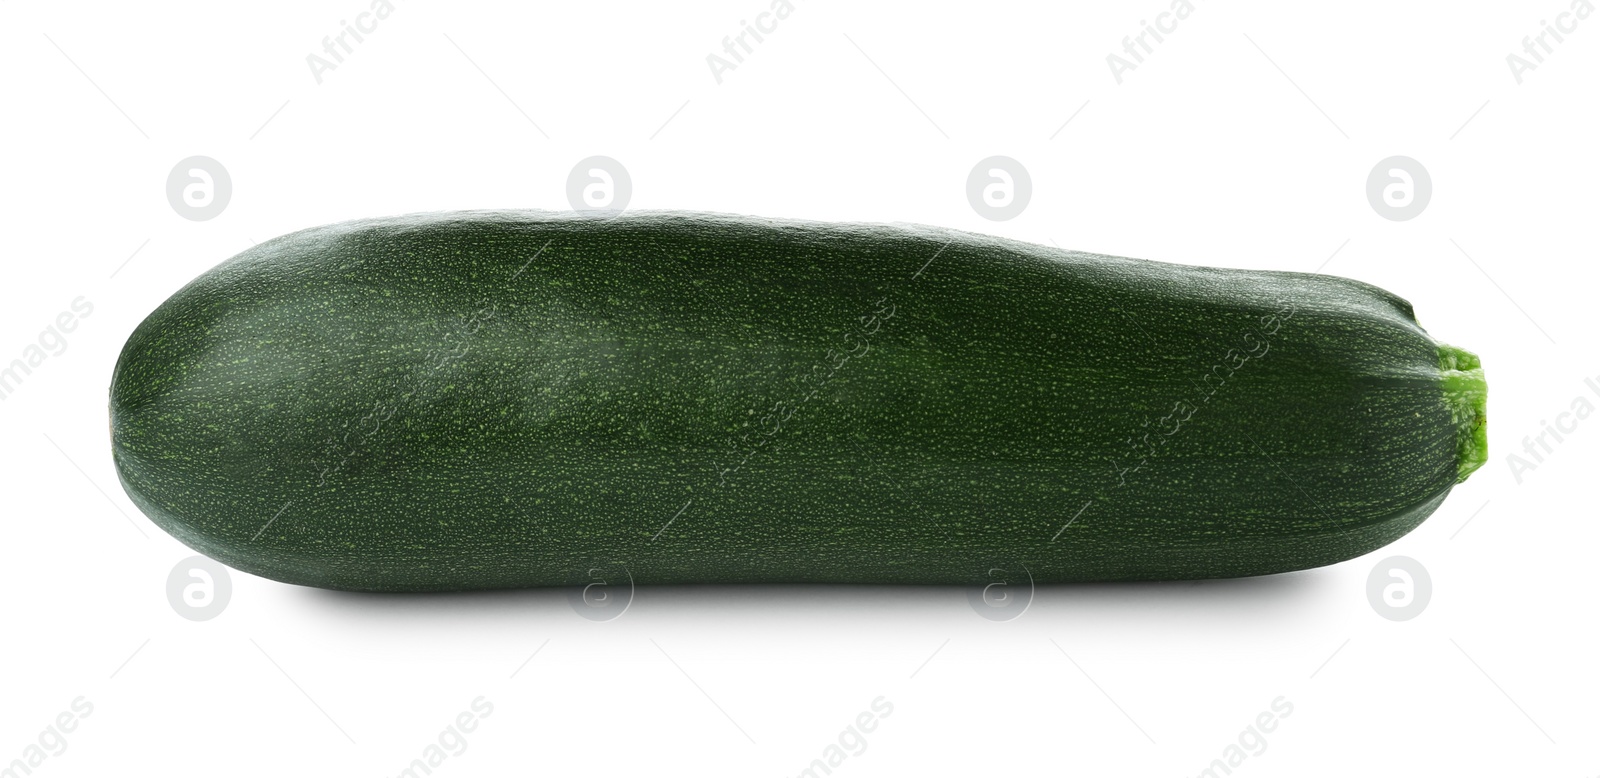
<box><xmin>110</xmin><ymin>210</ymin><xmax>1485</xmax><ymax>591</ymax></box>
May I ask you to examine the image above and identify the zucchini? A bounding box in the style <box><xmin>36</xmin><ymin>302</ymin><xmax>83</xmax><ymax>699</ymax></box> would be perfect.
<box><xmin>109</xmin><ymin>211</ymin><xmax>1486</xmax><ymax>591</ymax></box>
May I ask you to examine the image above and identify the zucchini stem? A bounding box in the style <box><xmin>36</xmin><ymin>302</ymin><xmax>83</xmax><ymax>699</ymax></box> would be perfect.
<box><xmin>1439</xmin><ymin>343</ymin><xmax>1487</xmax><ymax>482</ymax></box>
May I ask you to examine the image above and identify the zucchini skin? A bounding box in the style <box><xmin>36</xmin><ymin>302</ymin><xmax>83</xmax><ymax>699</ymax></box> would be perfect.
<box><xmin>109</xmin><ymin>211</ymin><xmax>1485</xmax><ymax>591</ymax></box>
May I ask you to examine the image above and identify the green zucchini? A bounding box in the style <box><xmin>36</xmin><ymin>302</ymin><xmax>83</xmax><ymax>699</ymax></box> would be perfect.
<box><xmin>109</xmin><ymin>211</ymin><xmax>1486</xmax><ymax>591</ymax></box>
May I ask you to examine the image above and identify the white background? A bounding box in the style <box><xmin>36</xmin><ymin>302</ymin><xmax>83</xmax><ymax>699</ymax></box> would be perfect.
<box><xmin>1</xmin><ymin>1</ymin><xmax>1595</xmax><ymax>776</ymax></box>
